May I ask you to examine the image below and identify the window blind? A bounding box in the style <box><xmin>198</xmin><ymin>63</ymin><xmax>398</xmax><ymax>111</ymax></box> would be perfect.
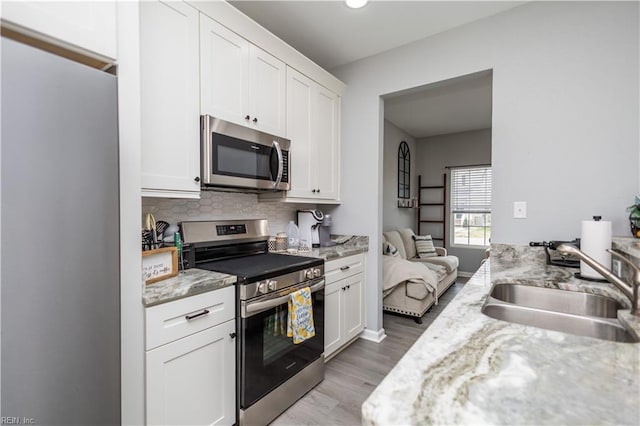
<box><xmin>450</xmin><ymin>166</ymin><xmax>492</xmax><ymax>213</ymax></box>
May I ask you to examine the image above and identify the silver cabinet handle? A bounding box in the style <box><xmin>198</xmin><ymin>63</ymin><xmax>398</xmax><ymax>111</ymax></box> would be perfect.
<box><xmin>340</xmin><ymin>266</ymin><xmax>350</xmax><ymax>271</ymax></box>
<box><xmin>185</xmin><ymin>309</ymin><xmax>209</xmax><ymax>320</ymax></box>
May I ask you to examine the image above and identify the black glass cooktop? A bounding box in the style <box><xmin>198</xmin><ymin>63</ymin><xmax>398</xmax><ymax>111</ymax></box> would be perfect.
<box><xmin>197</xmin><ymin>252</ymin><xmax>323</xmax><ymax>283</ymax></box>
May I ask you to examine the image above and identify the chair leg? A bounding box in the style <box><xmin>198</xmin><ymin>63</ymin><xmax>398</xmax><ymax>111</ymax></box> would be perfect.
<box><xmin>414</xmin><ymin>317</ymin><xmax>423</xmax><ymax>324</ymax></box>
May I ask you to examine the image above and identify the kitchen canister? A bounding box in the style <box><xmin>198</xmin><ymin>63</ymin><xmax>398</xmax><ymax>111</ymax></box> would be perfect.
<box><xmin>580</xmin><ymin>215</ymin><xmax>612</xmax><ymax>279</ymax></box>
<box><xmin>275</xmin><ymin>233</ymin><xmax>288</xmax><ymax>252</ymax></box>
<box><xmin>268</xmin><ymin>236</ymin><xmax>277</xmax><ymax>253</ymax></box>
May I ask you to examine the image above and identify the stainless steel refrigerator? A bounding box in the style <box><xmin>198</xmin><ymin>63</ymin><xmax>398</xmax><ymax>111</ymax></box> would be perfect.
<box><xmin>1</xmin><ymin>38</ymin><xmax>120</xmax><ymax>425</ymax></box>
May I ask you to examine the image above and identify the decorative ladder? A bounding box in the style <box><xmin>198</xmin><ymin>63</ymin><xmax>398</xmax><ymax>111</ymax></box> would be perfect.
<box><xmin>417</xmin><ymin>173</ymin><xmax>446</xmax><ymax>248</ymax></box>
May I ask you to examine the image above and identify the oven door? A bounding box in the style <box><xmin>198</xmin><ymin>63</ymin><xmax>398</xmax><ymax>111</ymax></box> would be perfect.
<box><xmin>239</xmin><ymin>279</ymin><xmax>324</xmax><ymax>409</ymax></box>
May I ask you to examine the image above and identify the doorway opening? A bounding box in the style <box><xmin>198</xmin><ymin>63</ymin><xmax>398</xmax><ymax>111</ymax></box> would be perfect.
<box><xmin>381</xmin><ymin>69</ymin><xmax>493</xmax><ymax>276</ymax></box>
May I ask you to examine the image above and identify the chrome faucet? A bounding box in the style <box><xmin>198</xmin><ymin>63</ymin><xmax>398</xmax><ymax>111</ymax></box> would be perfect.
<box><xmin>557</xmin><ymin>244</ymin><xmax>640</xmax><ymax>316</ymax></box>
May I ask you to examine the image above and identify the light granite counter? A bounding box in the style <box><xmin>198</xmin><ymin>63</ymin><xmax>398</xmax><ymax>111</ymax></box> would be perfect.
<box><xmin>143</xmin><ymin>235</ymin><xmax>367</xmax><ymax>307</ymax></box>
<box><xmin>277</xmin><ymin>235</ymin><xmax>369</xmax><ymax>261</ymax></box>
<box><xmin>143</xmin><ymin>268</ymin><xmax>236</xmax><ymax>307</ymax></box>
<box><xmin>362</xmin><ymin>244</ymin><xmax>640</xmax><ymax>425</ymax></box>
<box><xmin>613</xmin><ymin>236</ymin><xmax>640</xmax><ymax>262</ymax></box>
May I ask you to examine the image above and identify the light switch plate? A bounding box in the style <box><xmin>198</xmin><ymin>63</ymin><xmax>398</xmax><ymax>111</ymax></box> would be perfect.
<box><xmin>514</xmin><ymin>201</ymin><xmax>527</xmax><ymax>219</ymax></box>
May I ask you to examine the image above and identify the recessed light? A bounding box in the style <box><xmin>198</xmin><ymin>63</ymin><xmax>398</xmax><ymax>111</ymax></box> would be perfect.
<box><xmin>346</xmin><ymin>0</ymin><xmax>368</xmax><ymax>9</ymax></box>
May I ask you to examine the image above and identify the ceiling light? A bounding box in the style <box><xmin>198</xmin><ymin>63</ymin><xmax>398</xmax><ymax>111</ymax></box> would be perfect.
<box><xmin>346</xmin><ymin>0</ymin><xmax>368</xmax><ymax>9</ymax></box>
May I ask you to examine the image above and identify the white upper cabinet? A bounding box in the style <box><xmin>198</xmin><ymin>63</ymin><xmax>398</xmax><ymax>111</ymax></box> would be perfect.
<box><xmin>281</xmin><ymin>67</ymin><xmax>340</xmax><ymax>202</ymax></box>
<box><xmin>200</xmin><ymin>15</ymin><xmax>249</xmax><ymax>127</ymax></box>
<box><xmin>249</xmin><ymin>46</ymin><xmax>287</xmax><ymax>136</ymax></box>
<box><xmin>140</xmin><ymin>0</ymin><xmax>201</xmax><ymax>198</ymax></box>
<box><xmin>313</xmin><ymin>85</ymin><xmax>340</xmax><ymax>201</ymax></box>
<box><xmin>200</xmin><ymin>14</ymin><xmax>286</xmax><ymax>137</ymax></box>
<box><xmin>2</xmin><ymin>1</ymin><xmax>117</xmax><ymax>60</ymax></box>
<box><xmin>286</xmin><ymin>69</ymin><xmax>315</xmax><ymax>199</ymax></box>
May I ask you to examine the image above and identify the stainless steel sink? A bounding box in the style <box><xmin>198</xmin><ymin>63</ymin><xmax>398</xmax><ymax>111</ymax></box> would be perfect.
<box><xmin>482</xmin><ymin>283</ymin><xmax>639</xmax><ymax>343</ymax></box>
<box><xmin>489</xmin><ymin>283</ymin><xmax>622</xmax><ymax>318</ymax></box>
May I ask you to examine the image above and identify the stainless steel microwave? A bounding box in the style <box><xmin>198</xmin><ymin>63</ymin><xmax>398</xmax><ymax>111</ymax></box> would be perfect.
<box><xmin>200</xmin><ymin>115</ymin><xmax>290</xmax><ymax>191</ymax></box>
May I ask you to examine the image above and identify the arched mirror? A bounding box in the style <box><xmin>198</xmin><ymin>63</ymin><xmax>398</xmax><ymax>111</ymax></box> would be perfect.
<box><xmin>398</xmin><ymin>141</ymin><xmax>410</xmax><ymax>199</ymax></box>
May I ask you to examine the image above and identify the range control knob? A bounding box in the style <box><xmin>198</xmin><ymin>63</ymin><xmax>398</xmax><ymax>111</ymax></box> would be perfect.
<box><xmin>267</xmin><ymin>280</ymin><xmax>277</xmax><ymax>291</ymax></box>
<box><xmin>313</xmin><ymin>268</ymin><xmax>322</xmax><ymax>278</ymax></box>
<box><xmin>258</xmin><ymin>281</ymin><xmax>268</xmax><ymax>294</ymax></box>
<box><xmin>305</xmin><ymin>269</ymin><xmax>314</xmax><ymax>280</ymax></box>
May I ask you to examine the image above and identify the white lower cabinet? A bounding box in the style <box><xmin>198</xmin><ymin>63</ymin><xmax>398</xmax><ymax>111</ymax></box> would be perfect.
<box><xmin>324</xmin><ymin>254</ymin><xmax>365</xmax><ymax>359</ymax></box>
<box><xmin>145</xmin><ymin>287</ymin><xmax>236</xmax><ymax>426</ymax></box>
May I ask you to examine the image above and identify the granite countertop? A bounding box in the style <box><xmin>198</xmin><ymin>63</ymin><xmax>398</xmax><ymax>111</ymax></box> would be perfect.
<box><xmin>613</xmin><ymin>236</ymin><xmax>640</xmax><ymax>262</ymax></box>
<box><xmin>276</xmin><ymin>235</ymin><xmax>369</xmax><ymax>261</ymax></box>
<box><xmin>142</xmin><ymin>235</ymin><xmax>367</xmax><ymax>306</ymax></box>
<box><xmin>362</xmin><ymin>244</ymin><xmax>640</xmax><ymax>425</ymax></box>
<box><xmin>142</xmin><ymin>268</ymin><xmax>236</xmax><ymax>307</ymax></box>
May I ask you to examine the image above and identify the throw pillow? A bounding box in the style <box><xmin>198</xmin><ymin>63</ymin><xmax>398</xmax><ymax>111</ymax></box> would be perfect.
<box><xmin>412</xmin><ymin>234</ymin><xmax>438</xmax><ymax>258</ymax></box>
<box><xmin>382</xmin><ymin>241</ymin><xmax>400</xmax><ymax>257</ymax></box>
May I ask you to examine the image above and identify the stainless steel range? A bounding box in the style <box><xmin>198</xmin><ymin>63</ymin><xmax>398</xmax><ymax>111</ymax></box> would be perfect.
<box><xmin>180</xmin><ymin>219</ymin><xmax>325</xmax><ymax>426</ymax></box>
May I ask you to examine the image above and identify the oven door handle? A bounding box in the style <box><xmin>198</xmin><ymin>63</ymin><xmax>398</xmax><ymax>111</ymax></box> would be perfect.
<box><xmin>244</xmin><ymin>280</ymin><xmax>324</xmax><ymax>316</ymax></box>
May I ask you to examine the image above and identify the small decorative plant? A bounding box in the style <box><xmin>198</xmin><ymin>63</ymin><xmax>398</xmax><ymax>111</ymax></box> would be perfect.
<box><xmin>628</xmin><ymin>195</ymin><xmax>640</xmax><ymax>238</ymax></box>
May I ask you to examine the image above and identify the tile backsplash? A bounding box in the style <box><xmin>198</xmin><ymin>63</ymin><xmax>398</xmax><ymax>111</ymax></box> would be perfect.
<box><xmin>142</xmin><ymin>191</ymin><xmax>316</xmax><ymax>235</ymax></box>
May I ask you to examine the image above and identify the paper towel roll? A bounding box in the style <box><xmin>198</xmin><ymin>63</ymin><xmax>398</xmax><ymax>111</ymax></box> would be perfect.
<box><xmin>580</xmin><ymin>218</ymin><xmax>612</xmax><ymax>279</ymax></box>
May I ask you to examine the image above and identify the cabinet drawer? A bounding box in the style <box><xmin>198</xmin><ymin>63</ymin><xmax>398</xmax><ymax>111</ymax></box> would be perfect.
<box><xmin>325</xmin><ymin>254</ymin><xmax>364</xmax><ymax>284</ymax></box>
<box><xmin>146</xmin><ymin>286</ymin><xmax>235</xmax><ymax>350</ymax></box>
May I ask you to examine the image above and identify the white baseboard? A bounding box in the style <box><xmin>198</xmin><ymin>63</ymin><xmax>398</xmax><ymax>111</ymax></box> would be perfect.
<box><xmin>457</xmin><ymin>271</ymin><xmax>474</xmax><ymax>278</ymax></box>
<box><xmin>359</xmin><ymin>327</ymin><xmax>387</xmax><ymax>343</ymax></box>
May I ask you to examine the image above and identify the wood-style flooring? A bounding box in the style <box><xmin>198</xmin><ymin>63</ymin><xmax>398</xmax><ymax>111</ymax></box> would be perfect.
<box><xmin>271</xmin><ymin>280</ymin><xmax>466</xmax><ymax>425</ymax></box>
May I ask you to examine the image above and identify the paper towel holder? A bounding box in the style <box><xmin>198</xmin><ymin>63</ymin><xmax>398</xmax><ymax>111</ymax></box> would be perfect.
<box><xmin>575</xmin><ymin>215</ymin><xmax>610</xmax><ymax>282</ymax></box>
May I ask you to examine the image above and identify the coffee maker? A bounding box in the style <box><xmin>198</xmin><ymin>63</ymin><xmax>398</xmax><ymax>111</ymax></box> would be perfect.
<box><xmin>297</xmin><ymin>210</ymin><xmax>335</xmax><ymax>248</ymax></box>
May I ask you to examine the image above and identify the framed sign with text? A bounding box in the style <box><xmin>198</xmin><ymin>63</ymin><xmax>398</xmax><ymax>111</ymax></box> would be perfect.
<box><xmin>142</xmin><ymin>247</ymin><xmax>178</xmax><ymax>285</ymax></box>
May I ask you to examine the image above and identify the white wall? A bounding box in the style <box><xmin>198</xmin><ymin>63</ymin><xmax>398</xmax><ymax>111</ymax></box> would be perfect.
<box><xmin>416</xmin><ymin>129</ymin><xmax>492</xmax><ymax>274</ymax></box>
<box><xmin>330</xmin><ymin>1</ymin><xmax>639</xmax><ymax>334</ymax></box>
<box><xmin>382</xmin><ymin>120</ymin><xmax>417</xmax><ymax>232</ymax></box>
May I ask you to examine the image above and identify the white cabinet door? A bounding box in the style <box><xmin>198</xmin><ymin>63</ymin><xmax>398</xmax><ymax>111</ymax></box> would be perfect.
<box><xmin>343</xmin><ymin>273</ymin><xmax>365</xmax><ymax>342</ymax></box>
<box><xmin>146</xmin><ymin>320</ymin><xmax>236</xmax><ymax>426</ymax></box>
<box><xmin>313</xmin><ymin>86</ymin><xmax>340</xmax><ymax>200</ymax></box>
<box><xmin>2</xmin><ymin>1</ymin><xmax>117</xmax><ymax>60</ymax></box>
<box><xmin>285</xmin><ymin>68</ymin><xmax>315</xmax><ymax>199</ymax></box>
<box><xmin>323</xmin><ymin>281</ymin><xmax>344</xmax><ymax>358</ymax></box>
<box><xmin>249</xmin><ymin>46</ymin><xmax>286</xmax><ymax>136</ymax></box>
<box><xmin>200</xmin><ymin>16</ymin><xmax>285</xmax><ymax>137</ymax></box>
<box><xmin>324</xmin><ymin>255</ymin><xmax>366</xmax><ymax>359</ymax></box>
<box><xmin>200</xmin><ymin>15</ymin><xmax>249</xmax><ymax>127</ymax></box>
<box><xmin>277</xmin><ymin>66</ymin><xmax>341</xmax><ymax>202</ymax></box>
<box><xmin>140</xmin><ymin>0</ymin><xmax>200</xmax><ymax>198</ymax></box>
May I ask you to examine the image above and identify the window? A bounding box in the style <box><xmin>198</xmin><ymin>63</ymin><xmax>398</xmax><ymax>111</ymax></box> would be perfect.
<box><xmin>450</xmin><ymin>166</ymin><xmax>492</xmax><ymax>246</ymax></box>
<box><xmin>397</xmin><ymin>141</ymin><xmax>410</xmax><ymax>199</ymax></box>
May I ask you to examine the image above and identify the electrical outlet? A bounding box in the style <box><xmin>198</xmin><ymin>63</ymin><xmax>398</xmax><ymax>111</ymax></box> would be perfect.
<box><xmin>513</xmin><ymin>201</ymin><xmax>527</xmax><ymax>219</ymax></box>
<box><xmin>612</xmin><ymin>259</ymin><xmax>622</xmax><ymax>277</ymax></box>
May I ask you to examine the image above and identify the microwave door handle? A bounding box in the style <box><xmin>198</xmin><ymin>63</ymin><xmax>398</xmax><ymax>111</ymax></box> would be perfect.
<box><xmin>272</xmin><ymin>140</ymin><xmax>284</xmax><ymax>189</ymax></box>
